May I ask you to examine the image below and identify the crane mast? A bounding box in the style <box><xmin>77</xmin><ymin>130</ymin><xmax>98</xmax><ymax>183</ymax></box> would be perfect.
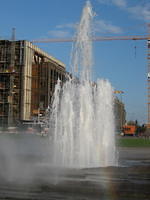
<box><xmin>147</xmin><ymin>40</ymin><xmax>150</xmax><ymax>127</ymax></box>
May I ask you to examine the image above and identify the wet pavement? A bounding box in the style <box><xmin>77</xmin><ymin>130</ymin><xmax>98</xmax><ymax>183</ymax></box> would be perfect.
<box><xmin>0</xmin><ymin>134</ymin><xmax>150</xmax><ymax>200</ymax></box>
<box><xmin>0</xmin><ymin>164</ymin><xmax>150</xmax><ymax>200</ymax></box>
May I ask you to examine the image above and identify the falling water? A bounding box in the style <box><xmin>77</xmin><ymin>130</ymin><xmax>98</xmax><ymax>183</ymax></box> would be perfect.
<box><xmin>49</xmin><ymin>1</ymin><xmax>117</xmax><ymax>168</ymax></box>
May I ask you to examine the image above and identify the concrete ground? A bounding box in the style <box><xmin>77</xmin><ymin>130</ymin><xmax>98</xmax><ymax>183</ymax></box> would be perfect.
<box><xmin>118</xmin><ymin>147</ymin><xmax>150</xmax><ymax>160</ymax></box>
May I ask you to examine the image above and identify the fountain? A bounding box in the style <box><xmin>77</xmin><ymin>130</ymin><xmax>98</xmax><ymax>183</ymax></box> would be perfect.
<box><xmin>0</xmin><ymin>2</ymin><xmax>150</xmax><ymax>200</ymax></box>
<box><xmin>49</xmin><ymin>1</ymin><xmax>117</xmax><ymax>168</ymax></box>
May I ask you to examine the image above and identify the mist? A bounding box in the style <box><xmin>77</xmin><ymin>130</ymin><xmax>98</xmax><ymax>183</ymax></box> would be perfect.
<box><xmin>0</xmin><ymin>134</ymin><xmax>53</xmax><ymax>184</ymax></box>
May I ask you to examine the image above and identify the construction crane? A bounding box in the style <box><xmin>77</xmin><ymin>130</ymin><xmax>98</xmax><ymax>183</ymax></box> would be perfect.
<box><xmin>32</xmin><ymin>35</ymin><xmax>150</xmax><ymax>127</ymax></box>
<box><xmin>32</xmin><ymin>35</ymin><xmax>149</xmax><ymax>43</ymax></box>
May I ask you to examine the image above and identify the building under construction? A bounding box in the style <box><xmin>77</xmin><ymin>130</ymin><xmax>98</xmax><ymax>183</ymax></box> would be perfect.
<box><xmin>114</xmin><ymin>97</ymin><xmax>126</xmax><ymax>132</ymax></box>
<box><xmin>0</xmin><ymin>40</ymin><xmax>66</xmax><ymax>127</ymax></box>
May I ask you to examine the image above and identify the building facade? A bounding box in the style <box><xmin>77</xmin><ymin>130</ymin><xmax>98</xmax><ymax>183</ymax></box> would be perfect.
<box><xmin>0</xmin><ymin>40</ymin><xmax>66</xmax><ymax>127</ymax></box>
<box><xmin>114</xmin><ymin>97</ymin><xmax>126</xmax><ymax>133</ymax></box>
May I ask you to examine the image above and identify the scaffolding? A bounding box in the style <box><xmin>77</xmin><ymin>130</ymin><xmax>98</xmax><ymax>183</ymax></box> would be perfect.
<box><xmin>0</xmin><ymin>40</ymin><xmax>66</xmax><ymax>127</ymax></box>
<box><xmin>0</xmin><ymin>40</ymin><xmax>24</xmax><ymax>127</ymax></box>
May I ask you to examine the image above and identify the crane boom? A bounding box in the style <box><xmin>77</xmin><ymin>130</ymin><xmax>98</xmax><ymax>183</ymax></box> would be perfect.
<box><xmin>32</xmin><ymin>35</ymin><xmax>150</xmax><ymax>43</ymax></box>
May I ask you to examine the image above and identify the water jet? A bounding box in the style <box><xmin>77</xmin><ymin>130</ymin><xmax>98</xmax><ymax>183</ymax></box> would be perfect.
<box><xmin>49</xmin><ymin>1</ymin><xmax>117</xmax><ymax>168</ymax></box>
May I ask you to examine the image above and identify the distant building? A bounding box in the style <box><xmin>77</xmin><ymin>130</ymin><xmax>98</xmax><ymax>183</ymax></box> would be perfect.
<box><xmin>114</xmin><ymin>97</ymin><xmax>126</xmax><ymax>133</ymax></box>
<box><xmin>0</xmin><ymin>40</ymin><xmax>66</xmax><ymax>127</ymax></box>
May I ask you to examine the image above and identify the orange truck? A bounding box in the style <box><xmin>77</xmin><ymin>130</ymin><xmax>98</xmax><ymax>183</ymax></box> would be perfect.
<box><xmin>122</xmin><ymin>125</ymin><xmax>137</xmax><ymax>136</ymax></box>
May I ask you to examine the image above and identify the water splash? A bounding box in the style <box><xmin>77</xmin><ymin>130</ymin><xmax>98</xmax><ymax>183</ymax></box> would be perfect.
<box><xmin>49</xmin><ymin>1</ymin><xmax>117</xmax><ymax>168</ymax></box>
<box><xmin>71</xmin><ymin>0</ymin><xmax>93</xmax><ymax>81</ymax></box>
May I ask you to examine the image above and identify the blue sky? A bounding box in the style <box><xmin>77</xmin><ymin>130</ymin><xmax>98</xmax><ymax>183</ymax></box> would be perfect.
<box><xmin>0</xmin><ymin>0</ymin><xmax>149</xmax><ymax>124</ymax></box>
